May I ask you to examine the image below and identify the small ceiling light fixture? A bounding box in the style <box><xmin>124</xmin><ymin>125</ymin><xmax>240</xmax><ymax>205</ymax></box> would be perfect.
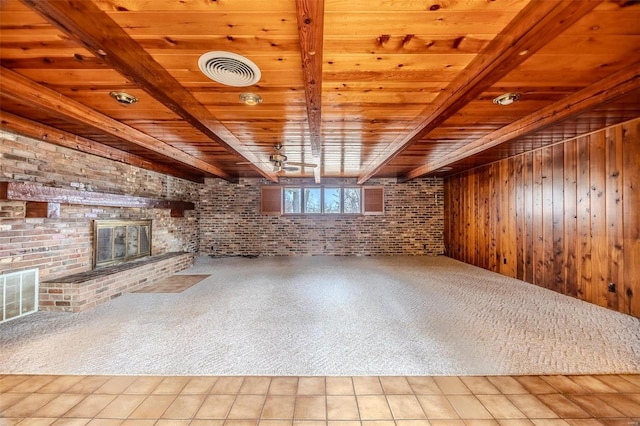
<box><xmin>239</xmin><ymin>92</ymin><xmax>262</xmax><ymax>106</ymax></box>
<box><xmin>109</xmin><ymin>91</ymin><xmax>138</xmax><ymax>105</ymax></box>
<box><xmin>492</xmin><ymin>92</ymin><xmax>520</xmax><ymax>106</ymax></box>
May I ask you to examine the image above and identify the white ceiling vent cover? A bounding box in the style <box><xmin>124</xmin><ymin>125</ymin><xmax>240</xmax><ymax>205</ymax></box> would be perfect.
<box><xmin>198</xmin><ymin>51</ymin><xmax>261</xmax><ymax>87</ymax></box>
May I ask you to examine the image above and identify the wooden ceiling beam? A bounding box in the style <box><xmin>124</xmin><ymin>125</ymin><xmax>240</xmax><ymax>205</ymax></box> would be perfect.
<box><xmin>295</xmin><ymin>0</ymin><xmax>325</xmax><ymax>184</ymax></box>
<box><xmin>20</xmin><ymin>0</ymin><xmax>278</xmax><ymax>182</ymax></box>
<box><xmin>400</xmin><ymin>62</ymin><xmax>640</xmax><ymax>181</ymax></box>
<box><xmin>0</xmin><ymin>111</ymin><xmax>205</xmax><ymax>183</ymax></box>
<box><xmin>0</xmin><ymin>67</ymin><xmax>234</xmax><ymax>181</ymax></box>
<box><xmin>356</xmin><ymin>0</ymin><xmax>602</xmax><ymax>184</ymax></box>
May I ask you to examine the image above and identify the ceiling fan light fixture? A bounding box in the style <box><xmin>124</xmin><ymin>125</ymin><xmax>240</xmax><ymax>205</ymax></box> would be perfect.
<box><xmin>240</xmin><ymin>92</ymin><xmax>262</xmax><ymax>106</ymax></box>
<box><xmin>493</xmin><ymin>92</ymin><xmax>520</xmax><ymax>106</ymax></box>
<box><xmin>109</xmin><ymin>91</ymin><xmax>137</xmax><ymax>105</ymax></box>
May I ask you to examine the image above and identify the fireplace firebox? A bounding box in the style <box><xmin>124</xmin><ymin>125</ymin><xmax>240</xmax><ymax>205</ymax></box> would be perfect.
<box><xmin>93</xmin><ymin>220</ymin><xmax>152</xmax><ymax>268</ymax></box>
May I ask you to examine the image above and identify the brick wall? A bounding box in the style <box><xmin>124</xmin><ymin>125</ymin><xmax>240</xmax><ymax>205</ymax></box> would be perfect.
<box><xmin>199</xmin><ymin>177</ymin><xmax>444</xmax><ymax>256</ymax></box>
<box><xmin>0</xmin><ymin>131</ymin><xmax>199</xmax><ymax>281</ymax></box>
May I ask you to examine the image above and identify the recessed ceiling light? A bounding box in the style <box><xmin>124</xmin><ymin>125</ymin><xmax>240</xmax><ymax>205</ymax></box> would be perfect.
<box><xmin>239</xmin><ymin>93</ymin><xmax>262</xmax><ymax>106</ymax></box>
<box><xmin>492</xmin><ymin>92</ymin><xmax>520</xmax><ymax>106</ymax></box>
<box><xmin>109</xmin><ymin>91</ymin><xmax>137</xmax><ymax>105</ymax></box>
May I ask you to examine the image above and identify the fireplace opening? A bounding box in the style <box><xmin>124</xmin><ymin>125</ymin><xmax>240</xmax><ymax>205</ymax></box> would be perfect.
<box><xmin>93</xmin><ymin>220</ymin><xmax>152</xmax><ymax>268</ymax></box>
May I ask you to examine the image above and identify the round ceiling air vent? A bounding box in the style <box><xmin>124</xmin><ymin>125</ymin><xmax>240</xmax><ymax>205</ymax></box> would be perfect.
<box><xmin>198</xmin><ymin>51</ymin><xmax>261</xmax><ymax>87</ymax></box>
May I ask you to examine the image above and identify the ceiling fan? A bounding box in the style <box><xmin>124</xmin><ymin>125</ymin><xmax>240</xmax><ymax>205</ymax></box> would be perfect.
<box><xmin>239</xmin><ymin>144</ymin><xmax>317</xmax><ymax>172</ymax></box>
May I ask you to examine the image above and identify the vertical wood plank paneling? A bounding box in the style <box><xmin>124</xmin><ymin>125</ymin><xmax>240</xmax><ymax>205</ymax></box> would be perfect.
<box><xmin>622</xmin><ymin>120</ymin><xmax>640</xmax><ymax>317</ymax></box>
<box><xmin>576</xmin><ymin>134</ymin><xmax>592</xmax><ymax>302</ymax></box>
<box><xmin>605</xmin><ymin>125</ymin><xmax>624</xmax><ymax>312</ymax></box>
<box><xmin>443</xmin><ymin>118</ymin><xmax>639</xmax><ymax>318</ymax></box>
<box><xmin>542</xmin><ymin>147</ymin><xmax>554</xmax><ymax>290</ymax></box>
<box><xmin>589</xmin><ymin>130</ymin><xmax>608</xmax><ymax>308</ymax></box>
<box><xmin>444</xmin><ymin>178</ymin><xmax>451</xmax><ymax>256</ymax></box>
<box><xmin>552</xmin><ymin>144</ymin><xmax>565</xmax><ymax>294</ymax></box>
<box><xmin>532</xmin><ymin>149</ymin><xmax>544</xmax><ymax>287</ymax></box>
<box><xmin>564</xmin><ymin>140</ymin><xmax>578</xmax><ymax>297</ymax></box>
<box><xmin>524</xmin><ymin>152</ymin><xmax>534</xmax><ymax>284</ymax></box>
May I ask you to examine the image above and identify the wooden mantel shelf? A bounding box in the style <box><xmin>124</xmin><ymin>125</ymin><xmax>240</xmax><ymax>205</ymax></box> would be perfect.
<box><xmin>0</xmin><ymin>181</ymin><xmax>194</xmax><ymax>217</ymax></box>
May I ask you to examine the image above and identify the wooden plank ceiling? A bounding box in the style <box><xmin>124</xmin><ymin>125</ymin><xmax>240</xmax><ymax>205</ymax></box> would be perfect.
<box><xmin>0</xmin><ymin>0</ymin><xmax>638</xmax><ymax>183</ymax></box>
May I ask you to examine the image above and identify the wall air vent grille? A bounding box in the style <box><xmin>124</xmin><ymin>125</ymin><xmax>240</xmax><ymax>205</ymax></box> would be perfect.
<box><xmin>198</xmin><ymin>51</ymin><xmax>261</xmax><ymax>87</ymax></box>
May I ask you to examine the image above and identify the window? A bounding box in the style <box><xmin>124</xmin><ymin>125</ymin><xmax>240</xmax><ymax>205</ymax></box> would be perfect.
<box><xmin>323</xmin><ymin>187</ymin><xmax>341</xmax><ymax>213</ymax></box>
<box><xmin>262</xmin><ymin>185</ymin><xmax>382</xmax><ymax>215</ymax></box>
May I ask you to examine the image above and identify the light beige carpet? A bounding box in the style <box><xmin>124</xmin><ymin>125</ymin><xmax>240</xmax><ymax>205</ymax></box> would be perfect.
<box><xmin>0</xmin><ymin>256</ymin><xmax>638</xmax><ymax>376</ymax></box>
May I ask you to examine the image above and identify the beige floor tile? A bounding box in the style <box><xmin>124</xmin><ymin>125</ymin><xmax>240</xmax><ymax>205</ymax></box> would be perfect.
<box><xmin>224</xmin><ymin>421</ymin><xmax>258</xmax><ymax>426</ymax></box>
<box><xmin>228</xmin><ymin>395</ymin><xmax>267</xmax><ymax>419</ymax></box>
<box><xmin>627</xmin><ymin>393</ymin><xmax>640</xmax><ymax>404</ymax></box>
<box><xmin>487</xmin><ymin>377</ymin><xmax>529</xmax><ymax>395</ymax></box>
<box><xmin>619</xmin><ymin>375</ymin><xmax>640</xmax><ymax>386</ymax></box>
<box><xmin>407</xmin><ymin>376</ymin><xmax>441</xmax><ymax>395</ymax></box>
<box><xmin>211</xmin><ymin>377</ymin><xmax>244</xmax><ymax>394</ymax></box>
<box><xmin>465</xmin><ymin>420</ymin><xmax>500</xmax><ymax>426</ymax></box>
<box><xmin>96</xmin><ymin>377</ymin><xmax>137</xmax><ymax>395</ymax></box>
<box><xmin>530</xmin><ymin>420</ymin><xmax>571</xmax><ymax>426</ymax></box>
<box><xmin>395</xmin><ymin>420</ymin><xmax>431</xmax><ymax>426</ymax></box>
<box><xmin>180</xmin><ymin>377</ymin><xmax>218</xmax><ymax>394</ymax></box>
<box><xmin>294</xmin><ymin>396</ymin><xmax>326</xmax><ymax>420</ymax></box>
<box><xmin>477</xmin><ymin>395</ymin><xmax>526</xmax><ymax>419</ymax></box>
<box><xmin>498</xmin><ymin>420</ymin><xmax>535</xmax><ymax>426</ymax></box>
<box><xmin>262</xmin><ymin>395</ymin><xmax>296</xmax><ymax>419</ymax></box>
<box><xmin>568</xmin><ymin>376</ymin><xmax>617</xmax><ymax>394</ymax></box>
<box><xmin>594</xmin><ymin>375</ymin><xmax>640</xmax><ymax>393</ymax></box>
<box><xmin>360</xmin><ymin>421</ymin><xmax>396</xmax><ymax>426</ymax></box>
<box><xmin>540</xmin><ymin>377</ymin><xmax>585</xmax><ymax>394</ymax></box>
<box><xmin>51</xmin><ymin>419</ymin><xmax>92</xmax><ymax>425</ymax></box>
<box><xmin>160</xmin><ymin>394</ymin><xmax>206</xmax><ymax>419</ymax></box>
<box><xmin>0</xmin><ymin>392</ymin><xmax>30</xmax><ymax>412</ymax></box>
<box><xmin>386</xmin><ymin>394</ymin><xmax>427</xmax><ymax>419</ymax></box>
<box><xmin>447</xmin><ymin>395</ymin><xmax>493</xmax><ymax>419</ymax></box>
<box><xmin>152</xmin><ymin>377</ymin><xmax>190</xmax><ymax>394</ymax></box>
<box><xmin>326</xmin><ymin>395</ymin><xmax>359</xmax><ymax>420</ymax></box>
<box><xmin>417</xmin><ymin>394</ymin><xmax>459</xmax><ymax>419</ymax></box>
<box><xmin>327</xmin><ymin>421</ymin><xmax>362</xmax><ymax>426</ymax></box>
<box><xmin>429</xmin><ymin>420</ymin><xmax>465</xmax><ymax>426</ymax></box>
<box><xmin>461</xmin><ymin>377</ymin><xmax>502</xmax><ymax>395</ymax></box>
<box><xmin>380</xmin><ymin>377</ymin><xmax>413</xmax><ymax>394</ymax></box>
<box><xmin>7</xmin><ymin>418</ymin><xmax>57</xmax><ymax>426</ymax></box>
<box><xmin>0</xmin><ymin>418</ymin><xmax>28</xmax><ymax>426</ymax></box>
<box><xmin>507</xmin><ymin>394</ymin><xmax>559</xmax><ymax>418</ymax></box>
<box><xmin>9</xmin><ymin>376</ymin><xmax>57</xmax><ymax>393</ymax></box>
<box><xmin>258</xmin><ymin>421</ymin><xmax>293</xmax><ymax>426</ymax></box>
<box><xmin>62</xmin><ymin>394</ymin><xmax>118</xmax><ymax>418</ymax></box>
<box><xmin>567</xmin><ymin>395</ymin><xmax>624</xmax><ymax>417</ymax></box>
<box><xmin>122</xmin><ymin>377</ymin><xmax>163</xmax><ymax>395</ymax></box>
<box><xmin>353</xmin><ymin>377</ymin><xmax>384</xmax><ymax>395</ymax></box>
<box><xmin>357</xmin><ymin>395</ymin><xmax>394</xmax><ymax>420</ymax></box>
<box><xmin>292</xmin><ymin>421</ymin><xmax>325</xmax><ymax>426</ymax></box>
<box><xmin>326</xmin><ymin>377</ymin><xmax>354</xmax><ymax>395</ymax></box>
<box><xmin>239</xmin><ymin>377</ymin><xmax>272</xmax><ymax>395</ymax></box>
<box><xmin>0</xmin><ymin>375</ymin><xmax>30</xmax><ymax>392</ymax></box>
<box><xmin>190</xmin><ymin>420</ymin><xmax>225</xmax><ymax>425</ymax></box>
<box><xmin>119</xmin><ymin>421</ymin><xmax>156</xmax><ymax>426</ymax></box>
<box><xmin>3</xmin><ymin>393</ymin><xmax>59</xmax><ymax>417</ymax></box>
<box><xmin>433</xmin><ymin>377</ymin><xmax>471</xmax><ymax>395</ymax></box>
<box><xmin>97</xmin><ymin>394</ymin><xmax>146</xmax><ymax>419</ymax></box>
<box><xmin>563</xmin><ymin>420</ymin><xmax>606</xmax><ymax>426</ymax></box>
<box><xmin>536</xmin><ymin>394</ymin><xmax>590</xmax><ymax>419</ymax></box>
<box><xmin>513</xmin><ymin>377</ymin><xmax>558</xmax><ymax>395</ymax></box>
<box><xmin>155</xmin><ymin>420</ymin><xmax>189</xmax><ymax>426</ymax></box>
<box><xmin>269</xmin><ymin>378</ymin><xmax>298</xmax><ymax>395</ymax></box>
<box><xmin>85</xmin><ymin>420</ymin><xmax>123</xmax><ymax>426</ymax></box>
<box><xmin>33</xmin><ymin>394</ymin><xmax>87</xmax><ymax>417</ymax></box>
<box><xmin>597</xmin><ymin>393</ymin><xmax>640</xmax><ymax>417</ymax></box>
<box><xmin>128</xmin><ymin>395</ymin><xmax>175</xmax><ymax>419</ymax></box>
<box><xmin>195</xmin><ymin>394</ymin><xmax>236</xmax><ymax>419</ymax></box>
<box><xmin>297</xmin><ymin>377</ymin><xmax>325</xmax><ymax>395</ymax></box>
<box><xmin>66</xmin><ymin>377</ymin><xmax>111</xmax><ymax>394</ymax></box>
<box><xmin>38</xmin><ymin>377</ymin><xmax>87</xmax><ymax>394</ymax></box>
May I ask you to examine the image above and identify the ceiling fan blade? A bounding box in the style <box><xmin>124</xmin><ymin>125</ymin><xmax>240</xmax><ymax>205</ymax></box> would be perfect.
<box><xmin>286</xmin><ymin>161</ymin><xmax>317</xmax><ymax>168</ymax></box>
<box><xmin>236</xmin><ymin>161</ymin><xmax>271</xmax><ymax>165</ymax></box>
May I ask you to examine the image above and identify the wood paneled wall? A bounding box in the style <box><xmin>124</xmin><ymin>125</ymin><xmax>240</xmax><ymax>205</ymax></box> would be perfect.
<box><xmin>444</xmin><ymin>118</ymin><xmax>640</xmax><ymax>318</ymax></box>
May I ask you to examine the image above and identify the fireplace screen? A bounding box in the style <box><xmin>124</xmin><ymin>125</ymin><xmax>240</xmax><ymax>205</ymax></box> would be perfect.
<box><xmin>94</xmin><ymin>220</ymin><xmax>152</xmax><ymax>268</ymax></box>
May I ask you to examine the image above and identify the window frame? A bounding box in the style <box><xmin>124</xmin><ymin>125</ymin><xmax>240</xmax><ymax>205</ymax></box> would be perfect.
<box><xmin>263</xmin><ymin>185</ymin><xmax>376</xmax><ymax>216</ymax></box>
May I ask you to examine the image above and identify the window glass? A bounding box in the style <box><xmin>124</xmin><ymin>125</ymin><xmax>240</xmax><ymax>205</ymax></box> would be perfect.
<box><xmin>284</xmin><ymin>187</ymin><xmax>302</xmax><ymax>213</ymax></box>
<box><xmin>343</xmin><ymin>187</ymin><xmax>361</xmax><ymax>214</ymax></box>
<box><xmin>304</xmin><ymin>187</ymin><xmax>321</xmax><ymax>213</ymax></box>
<box><xmin>323</xmin><ymin>187</ymin><xmax>341</xmax><ymax>213</ymax></box>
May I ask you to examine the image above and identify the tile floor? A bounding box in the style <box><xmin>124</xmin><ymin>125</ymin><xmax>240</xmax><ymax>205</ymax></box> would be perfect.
<box><xmin>0</xmin><ymin>374</ymin><xmax>639</xmax><ymax>424</ymax></box>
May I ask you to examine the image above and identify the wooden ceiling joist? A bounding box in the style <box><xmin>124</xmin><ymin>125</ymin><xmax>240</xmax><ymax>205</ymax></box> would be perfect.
<box><xmin>0</xmin><ymin>111</ymin><xmax>204</xmax><ymax>183</ymax></box>
<box><xmin>356</xmin><ymin>0</ymin><xmax>602</xmax><ymax>184</ymax></box>
<box><xmin>20</xmin><ymin>0</ymin><xmax>278</xmax><ymax>182</ymax></box>
<box><xmin>400</xmin><ymin>62</ymin><xmax>640</xmax><ymax>181</ymax></box>
<box><xmin>0</xmin><ymin>66</ymin><xmax>234</xmax><ymax>181</ymax></box>
<box><xmin>295</xmin><ymin>0</ymin><xmax>324</xmax><ymax>184</ymax></box>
